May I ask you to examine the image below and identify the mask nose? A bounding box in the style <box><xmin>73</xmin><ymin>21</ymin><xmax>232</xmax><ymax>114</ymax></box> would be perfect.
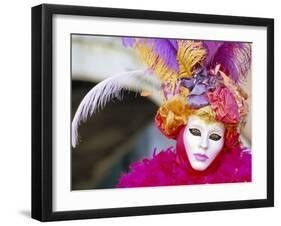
<box><xmin>199</xmin><ymin>135</ymin><xmax>209</xmax><ymax>151</ymax></box>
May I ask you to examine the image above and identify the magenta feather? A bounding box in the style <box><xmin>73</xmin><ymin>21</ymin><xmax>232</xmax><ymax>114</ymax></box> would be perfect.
<box><xmin>117</xmin><ymin>146</ymin><xmax>251</xmax><ymax>188</ymax></box>
<box><xmin>207</xmin><ymin>42</ymin><xmax>251</xmax><ymax>83</ymax></box>
<box><xmin>203</xmin><ymin>41</ymin><xmax>224</xmax><ymax>66</ymax></box>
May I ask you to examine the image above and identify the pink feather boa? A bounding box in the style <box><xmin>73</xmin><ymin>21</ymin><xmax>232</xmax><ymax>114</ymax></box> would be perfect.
<box><xmin>117</xmin><ymin>128</ymin><xmax>251</xmax><ymax>188</ymax></box>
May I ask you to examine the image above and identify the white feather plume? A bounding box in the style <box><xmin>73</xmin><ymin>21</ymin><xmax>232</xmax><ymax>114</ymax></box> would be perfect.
<box><xmin>72</xmin><ymin>69</ymin><xmax>160</xmax><ymax>148</ymax></box>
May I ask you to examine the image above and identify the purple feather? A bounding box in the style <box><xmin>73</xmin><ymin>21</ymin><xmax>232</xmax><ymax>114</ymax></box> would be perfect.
<box><xmin>153</xmin><ymin>39</ymin><xmax>179</xmax><ymax>73</ymax></box>
<box><xmin>211</xmin><ymin>42</ymin><xmax>251</xmax><ymax>83</ymax></box>
<box><xmin>122</xmin><ymin>37</ymin><xmax>179</xmax><ymax>73</ymax></box>
<box><xmin>122</xmin><ymin>37</ymin><xmax>135</xmax><ymax>47</ymax></box>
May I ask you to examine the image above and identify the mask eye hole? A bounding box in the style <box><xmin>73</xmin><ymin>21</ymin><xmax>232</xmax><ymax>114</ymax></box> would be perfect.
<box><xmin>189</xmin><ymin>128</ymin><xmax>201</xmax><ymax>136</ymax></box>
<box><xmin>209</xmin><ymin>133</ymin><xmax>222</xmax><ymax>141</ymax></box>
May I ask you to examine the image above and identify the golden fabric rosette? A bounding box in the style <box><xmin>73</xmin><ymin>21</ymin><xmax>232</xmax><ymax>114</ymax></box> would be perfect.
<box><xmin>155</xmin><ymin>95</ymin><xmax>191</xmax><ymax>139</ymax></box>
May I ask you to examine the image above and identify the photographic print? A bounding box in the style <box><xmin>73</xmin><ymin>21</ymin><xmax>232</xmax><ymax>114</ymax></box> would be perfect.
<box><xmin>71</xmin><ymin>35</ymin><xmax>252</xmax><ymax>190</ymax></box>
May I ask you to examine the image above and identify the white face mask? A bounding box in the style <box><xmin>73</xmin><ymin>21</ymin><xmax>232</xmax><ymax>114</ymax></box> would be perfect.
<box><xmin>183</xmin><ymin>115</ymin><xmax>225</xmax><ymax>171</ymax></box>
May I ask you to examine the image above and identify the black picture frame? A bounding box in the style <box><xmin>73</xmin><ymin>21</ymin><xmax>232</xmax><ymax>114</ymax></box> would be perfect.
<box><xmin>31</xmin><ymin>3</ymin><xmax>274</xmax><ymax>222</ymax></box>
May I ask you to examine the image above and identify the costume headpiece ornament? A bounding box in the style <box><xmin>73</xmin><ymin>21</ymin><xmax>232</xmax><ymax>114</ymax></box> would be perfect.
<box><xmin>72</xmin><ymin>37</ymin><xmax>251</xmax><ymax>147</ymax></box>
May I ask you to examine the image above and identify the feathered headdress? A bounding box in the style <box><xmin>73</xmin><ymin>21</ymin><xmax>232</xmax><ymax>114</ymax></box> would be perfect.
<box><xmin>72</xmin><ymin>37</ymin><xmax>251</xmax><ymax>147</ymax></box>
